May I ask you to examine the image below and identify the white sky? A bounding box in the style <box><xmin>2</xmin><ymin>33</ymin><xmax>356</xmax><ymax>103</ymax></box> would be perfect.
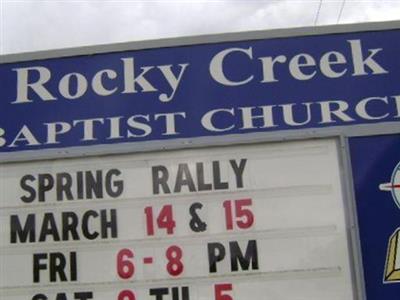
<box><xmin>1</xmin><ymin>0</ymin><xmax>400</xmax><ymax>54</ymax></box>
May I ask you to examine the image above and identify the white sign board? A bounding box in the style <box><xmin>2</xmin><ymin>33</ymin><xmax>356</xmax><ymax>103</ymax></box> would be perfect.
<box><xmin>0</xmin><ymin>139</ymin><xmax>354</xmax><ymax>300</ymax></box>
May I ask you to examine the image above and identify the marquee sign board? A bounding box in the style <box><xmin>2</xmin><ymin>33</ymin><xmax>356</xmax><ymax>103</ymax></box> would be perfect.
<box><xmin>1</xmin><ymin>21</ymin><xmax>400</xmax><ymax>300</ymax></box>
<box><xmin>0</xmin><ymin>139</ymin><xmax>354</xmax><ymax>299</ymax></box>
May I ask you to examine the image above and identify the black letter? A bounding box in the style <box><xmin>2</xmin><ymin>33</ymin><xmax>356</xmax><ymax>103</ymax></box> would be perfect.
<box><xmin>38</xmin><ymin>174</ymin><xmax>54</xmax><ymax>202</ymax></box>
<box><xmin>229</xmin><ymin>240</ymin><xmax>259</xmax><ymax>272</ymax></box>
<box><xmin>74</xmin><ymin>292</ymin><xmax>93</xmax><ymax>300</ymax></box>
<box><xmin>62</xmin><ymin>212</ymin><xmax>79</xmax><ymax>241</ymax></box>
<box><xmin>85</xmin><ymin>170</ymin><xmax>103</xmax><ymax>199</ymax></box>
<box><xmin>56</xmin><ymin>173</ymin><xmax>73</xmax><ymax>201</ymax></box>
<box><xmin>196</xmin><ymin>162</ymin><xmax>212</xmax><ymax>191</ymax></box>
<box><xmin>77</xmin><ymin>171</ymin><xmax>84</xmax><ymax>199</ymax></box>
<box><xmin>10</xmin><ymin>214</ymin><xmax>35</xmax><ymax>243</ymax></box>
<box><xmin>33</xmin><ymin>253</ymin><xmax>48</xmax><ymax>283</ymax></box>
<box><xmin>230</xmin><ymin>159</ymin><xmax>247</xmax><ymax>188</ymax></box>
<box><xmin>20</xmin><ymin>174</ymin><xmax>36</xmax><ymax>203</ymax></box>
<box><xmin>172</xmin><ymin>287</ymin><xmax>190</xmax><ymax>300</ymax></box>
<box><xmin>149</xmin><ymin>288</ymin><xmax>169</xmax><ymax>300</ymax></box>
<box><xmin>174</xmin><ymin>163</ymin><xmax>196</xmax><ymax>193</ymax></box>
<box><xmin>208</xmin><ymin>242</ymin><xmax>226</xmax><ymax>273</ymax></box>
<box><xmin>101</xmin><ymin>209</ymin><xmax>117</xmax><ymax>238</ymax></box>
<box><xmin>39</xmin><ymin>213</ymin><xmax>60</xmax><ymax>242</ymax></box>
<box><xmin>152</xmin><ymin>165</ymin><xmax>170</xmax><ymax>194</ymax></box>
<box><xmin>70</xmin><ymin>252</ymin><xmax>77</xmax><ymax>282</ymax></box>
<box><xmin>213</xmin><ymin>161</ymin><xmax>228</xmax><ymax>190</ymax></box>
<box><xmin>32</xmin><ymin>294</ymin><xmax>47</xmax><ymax>300</ymax></box>
<box><xmin>50</xmin><ymin>252</ymin><xmax>67</xmax><ymax>282</ymax></box>
<box><xmin>82</xmin><ymin>210</ymin><xmax>99</xmax><ymax>240</ymax></box>
<box><xmin>105</xmin><ymin>169</ymin><xmax>124</xmax><ymax>198</ymax></box>
<box><xmin>55</xmin><ymin>293</ymin><xmax>67</xmax><ymax>300</ymax></box>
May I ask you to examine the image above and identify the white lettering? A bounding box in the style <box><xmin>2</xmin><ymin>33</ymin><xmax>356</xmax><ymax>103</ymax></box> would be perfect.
<box><xmin>209</xmin><ymin>47</ymin><xmax>254</xmax><ymax>86</ymax></box>
<box><xmin>280</xmin><ymin>103</ymin><xmax>313</xmax><ymax>126</ymax></box>
<box><xmin>9</xmin><ymin>125</ymin><xmax>40</xmax><ymax>147</ymax></box>
<box><xmin>238</xmin><ymin>106</ymin><xmax>277</xmax><ymax>129</ymax></box>
<box><xmin>320</xmin><ymin>51</ymin><xmax>347</xmax><ymax>78</ymax></box>
<box><xmin>92</xmin><ymin>69</ymin><xmax>118</xmax><ymax>96</ymax></box>
<box><xmin>158</xmin><ymin>64</ymin><xmax>189</xmax><ymax>102</ymax></box>
<box><xmin>12</xmin><ymin>67</ymin><xmax>56</xmax><ymax>104</ymax></box>
<box><xmin>154</xmin><ymin>112</ymin><xmax>186</xmax><ymax>135</ymax></box>
<box><xmin>121</xmin><ymin>58</ymin><xmax>157</xmax><ymax>94</ymax></box>
<box><xmin>349</xmin><ymin>39</ymin><xmax>388</xmax><ymax>76</ymax></box>
<box><xmin>0</xmin><ymin>128</ymin><xmax>5</xmax><ymax>147</ymax></box>
<box><xmin>355</xmin><ymin>97</ymin><xmax>389</xmax><ymax>120</ymax></box>
<box><xmin>73</xmin><ymin>118</ymin><xmax>104</xmax><ymax>141</ymax></box>
<box><xmin>319</xmin><ymin>100</ymin><xmax>354</xmax><ymax>124</ymax></box>
<box><xmin>289</xmin><ymin>54</ymin><xmax>317</xmax><ymax>80</ymax></box>
<box><xmin>392</xmin><ymin>95</ymin><xmax>400</xmax><ymax>118</ymax></box>
<box><xmin>107</xmin><ymin>117</ymin><xmax>123</xmax><ymax>139</ymax></box>
<box><xmin>45</xmin><ymin>122</ymin><xmax>72</xmax><ymax>144</ymax></box>
<box><xmin>127</xmin><ymin>115</ymin><xmax>152</xmax><ymax>137</ymax></box>
<box><xmin>59</xmin><ymin>73</ymin><xmax>88</xmax><ymax>99</ymax></box>
<box><xmin>202</xmin><ymin>108</ymin><xmax>235</xmax><ymax>132</ymax></box>
<box><xmin>259</xmin><ymin>56</ymin><xmax>287</xmax><ymax>83</ymax></box>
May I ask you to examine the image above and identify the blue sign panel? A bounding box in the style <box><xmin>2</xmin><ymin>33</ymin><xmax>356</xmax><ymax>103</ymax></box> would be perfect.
<box><xmin>350</xmin><ymin>134</ymin><xmax>400</xmax><ymax>299</ymax></box>
<box><xmin>1</xmin><ymin>28</ymin><xmax>400</xmax><ymax>152</ymax></box>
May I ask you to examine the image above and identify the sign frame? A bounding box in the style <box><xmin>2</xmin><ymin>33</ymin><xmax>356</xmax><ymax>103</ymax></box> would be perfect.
<box><xmin>1</xmin><ymin>20</ymin><xmax>400</xmax><ymax>300</ymax></box>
